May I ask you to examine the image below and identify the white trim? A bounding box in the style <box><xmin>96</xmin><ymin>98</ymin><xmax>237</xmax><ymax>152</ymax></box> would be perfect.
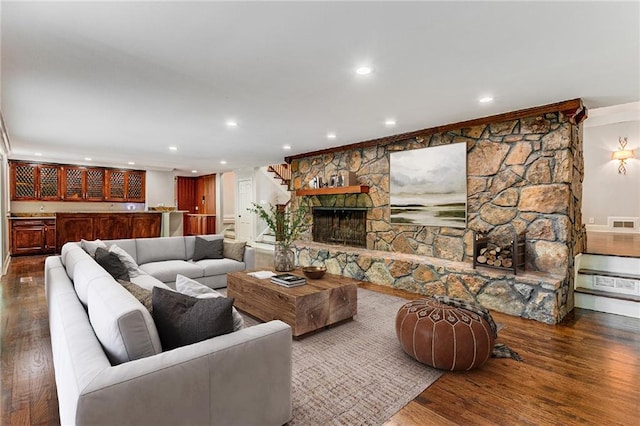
<box><xmin>585</xmin><ymin>224</ymin><xmax>640</xmax><ymax>234</ymax></box>
<box><xmin>574</xmin><ymin>292</ymin><xmax>640</xmax><ymax>319</ymax></box>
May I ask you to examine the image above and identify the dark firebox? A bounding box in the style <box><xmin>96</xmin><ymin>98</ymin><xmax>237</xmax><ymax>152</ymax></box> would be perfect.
<box><xmin>312</xmin><ymin>207</ymin><xmax>367</xmax><ymax>248</ymax></box>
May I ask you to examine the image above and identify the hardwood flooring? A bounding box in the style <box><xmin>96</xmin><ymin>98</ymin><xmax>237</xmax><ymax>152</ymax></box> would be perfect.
<box><xmin>2</xmin><ymin>255</ymin><xmax>639</xmax><ymax>425</ymax></box>
<box><xmin>585</xmin><ymin>231</ymin><xmax>640</xmax><ymax>257</ymax></box>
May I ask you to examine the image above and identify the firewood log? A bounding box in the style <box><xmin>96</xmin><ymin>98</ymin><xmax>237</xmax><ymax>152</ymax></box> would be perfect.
<box><xmin>477</xmin><ymin>255</ymin><xmax>487</xmax><ymax>264</ymax></box>
<box><xmin>503</xmin><ymin>259</ymin><xmax>513</xmax><ymax>268</ymax></box>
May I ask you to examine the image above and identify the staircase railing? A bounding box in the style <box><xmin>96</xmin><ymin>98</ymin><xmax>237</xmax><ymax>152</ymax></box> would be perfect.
<box><xmin>267</xmin><ymin>164</ymin><xmax>291</xmax><ymax>188</ymax></box>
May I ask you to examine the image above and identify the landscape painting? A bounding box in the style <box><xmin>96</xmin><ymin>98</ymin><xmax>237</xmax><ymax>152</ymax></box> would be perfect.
<box><xmin>390</xmin><ymin>143</ymin><xmax>467</xmax><ymax>228</ymax></box>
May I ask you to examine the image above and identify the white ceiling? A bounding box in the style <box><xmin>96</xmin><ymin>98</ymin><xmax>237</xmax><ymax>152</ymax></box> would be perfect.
<box><xmin>2</xmin><ymin>1</ymin><xmax>639</xmax><ymax>175</ymax></box>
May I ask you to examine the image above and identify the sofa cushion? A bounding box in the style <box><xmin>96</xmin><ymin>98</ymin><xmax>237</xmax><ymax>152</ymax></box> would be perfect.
<box><xmin>88</xmin><ymin>277</ymin><xmax>162</xmax><ymax>364</ymax></box>
<box><xmin>152</xmin><ymin>287</ymin><xmax>234</xmax><ymax>350</ymax></box>
<box><xmin>95</xmin><ymin>247</ymin><xmax>130</xmax><ymax>281</ymax></box>
<box><xmin>108</xmin><ymin>244</ymin><xmax>142</xmax><ymax>278</ymax></box>
<box><xmin>139</xmin><ymin>260</ymin><xmax>204</xmax><ymax>283</ymax></box>
<box><xmin>193</xmin><ymin>237</ymin><xmax>224</xmax><ymax>261</ymax></box>
<box><xmin>223</xmin><ymin>240</ymin><xmax>246</xmax><ymax>262</ymax></box>
<box><xmin>105</xmin><ymin>239</ymin><xmax>137</xmax><ymax>262</ymax></box>
<box><xmin>72</xmin><ymin>258</ymin><xmax>113</xmax><ymax>305</ymax></box>
<box><xmin>81</xmin><ymin>239</ymin><xmax>107</xmax><ymax>257</ymax></box>
<box><xmin>61</xmin><ymin>243</ymin><xmax>95</xmax><ymax>280</ymax></box>
<box><xmin>175</xmin><ymin>274</ymin><xmax>244</xmax><ymax>331</ymax></box>
<box><xmin>136</xmin><ymin>236</ymin><xmax>187</xmax><ymax>264</ymax></box>
<box><xmin>118</xmin><ymin>279</ymin><xmax>153</xmax><ymax>313</ymax></box>
<box><xmin>195</xmin><ymin>258</ymin><xmax>246</xmax><ymax>277</ymax></box>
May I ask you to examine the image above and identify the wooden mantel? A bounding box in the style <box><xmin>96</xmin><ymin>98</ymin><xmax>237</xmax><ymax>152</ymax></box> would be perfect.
<box><xmin>295</xmin><ymin>185</ymin><xmax>370</xmax><ymax>196</ymax></box>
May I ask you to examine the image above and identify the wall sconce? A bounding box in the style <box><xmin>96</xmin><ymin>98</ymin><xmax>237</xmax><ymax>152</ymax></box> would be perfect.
<box><xmin>612</xmin><ymin>137</ymin><xmax>634</xmax><ymax>175</ymax></box>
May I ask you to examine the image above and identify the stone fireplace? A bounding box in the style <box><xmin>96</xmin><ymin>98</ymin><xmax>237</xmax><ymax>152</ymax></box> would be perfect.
<box><xmin>288</xmin><ymin>99</ymin><xmax>587</xmax><ymax>324</ymax></box>
<box><xmin>312</xmin><ymin>207</ymin><xmax>367</xmax><ymax>248</ymax></box>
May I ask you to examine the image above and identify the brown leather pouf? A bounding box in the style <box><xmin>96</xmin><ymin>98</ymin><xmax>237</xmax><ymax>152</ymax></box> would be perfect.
<box><xmin>395</xmin><ymin>298</ymin><xmax>495</xmax><ymax>371</ymax></box>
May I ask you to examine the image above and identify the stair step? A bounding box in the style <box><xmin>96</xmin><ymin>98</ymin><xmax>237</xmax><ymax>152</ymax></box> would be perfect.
<box><xmin>578</xmin><ymin>268</ymin><xmax>640</xmax><ymax>281</ymax></box>
<box><xmin>575</xmin><ymin>287</ymin><xmax>640</xmax><ymax>303</ymax></box>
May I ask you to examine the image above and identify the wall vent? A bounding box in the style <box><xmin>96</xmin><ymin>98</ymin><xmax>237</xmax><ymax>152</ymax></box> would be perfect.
<box><xmin>607</xmin><ymin>217</ymin><xmax>639</xmax><ymax>230</ymax></box>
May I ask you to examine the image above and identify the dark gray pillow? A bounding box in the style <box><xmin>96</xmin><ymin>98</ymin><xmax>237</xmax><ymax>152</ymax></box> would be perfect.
<box><xmin>192</xmin><ymin>237</ymin><xmax>224</xmax><ymax>261</ymax></box>
<box><xmin>118</xmin><ymin>279</ymin><xmax>152</xmax><ymax>313</ymax></box>
<box><xmin>223</xmin><ymin>240</ymin><xmax>246</xmax><ymax>262</ymax></box>
<box><xmin>95</xmin><ymin>247</ymin><xmax>130</xmax><ymax>281</ymax></box>
<box><xmin>151</xmin><ymin>287</ymin><xmax>234</xmax><ymax>350</ymax></box>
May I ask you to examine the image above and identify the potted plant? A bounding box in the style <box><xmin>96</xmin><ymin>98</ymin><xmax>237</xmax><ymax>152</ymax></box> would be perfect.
<box><xmin>249</xmin><ymin>202</ymin><xmax>308</xmax><ymax>271</ymax></box>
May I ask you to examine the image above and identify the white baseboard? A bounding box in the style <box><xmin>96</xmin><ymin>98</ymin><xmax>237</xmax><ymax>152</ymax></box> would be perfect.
<box><xmin>585</xmin><ymin>224</ymin><xmax>640</xmax><ymax>234</ymax></box>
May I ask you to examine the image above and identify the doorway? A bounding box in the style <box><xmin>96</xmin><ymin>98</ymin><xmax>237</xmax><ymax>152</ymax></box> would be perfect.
<box><xmin>236</xmin><ymin>178</ymin><xmax>253</xmax><ymax>243</ymax></box>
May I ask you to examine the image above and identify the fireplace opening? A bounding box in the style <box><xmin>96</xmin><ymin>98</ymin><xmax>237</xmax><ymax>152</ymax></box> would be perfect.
<box><xmin>312</xmin><ymin>207</ymin><xmax>367</xmax><ymax>248</ymax></box>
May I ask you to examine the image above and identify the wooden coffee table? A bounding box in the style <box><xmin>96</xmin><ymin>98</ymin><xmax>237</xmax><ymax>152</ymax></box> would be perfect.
<box><xmin>227</xmin><ymin>270</ymin><xmax>358</xmax><ymax>338</ymax></box>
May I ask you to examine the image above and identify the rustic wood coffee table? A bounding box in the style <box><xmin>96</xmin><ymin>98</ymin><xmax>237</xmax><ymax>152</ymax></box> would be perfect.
<box><xmin>227</xmin><ymin>270</ymin><xmax>358</xmax><ymax>338</ymax></box>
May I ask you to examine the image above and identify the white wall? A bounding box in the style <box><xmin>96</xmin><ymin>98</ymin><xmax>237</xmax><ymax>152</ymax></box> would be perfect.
<box><xmin>583</xmin><ymin>120</ymin><xmax>640</xmax><ymax>228</ymax></box>
<box><xmin>145</xmin><ymin>170</ymin><xmax>175</xmax><ymax>208</ymax></box>
<box><xmin>222</xmin><ymin>171</ymin><xmax>235</xmax><ymax>223</ymax></box>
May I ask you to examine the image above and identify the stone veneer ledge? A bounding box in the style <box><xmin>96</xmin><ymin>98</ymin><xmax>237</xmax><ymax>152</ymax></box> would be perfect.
<box><xmin>295</xmin><ymin>241</ymin><xmax>565</xmax><ymax>324</ymax></box>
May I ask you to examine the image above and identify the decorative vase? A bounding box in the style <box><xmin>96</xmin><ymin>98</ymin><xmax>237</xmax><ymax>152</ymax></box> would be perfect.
<box><xmin>274</xmin><ymin>244</ymin><xmax>295</xmax><ymax>272</ymax></box>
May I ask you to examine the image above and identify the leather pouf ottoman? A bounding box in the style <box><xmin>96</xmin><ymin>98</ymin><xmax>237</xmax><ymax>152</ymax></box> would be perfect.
<box><xmin>395</xmin><ymin>298</ymin><xmax>495</xmax><ymax>371</ymax></box>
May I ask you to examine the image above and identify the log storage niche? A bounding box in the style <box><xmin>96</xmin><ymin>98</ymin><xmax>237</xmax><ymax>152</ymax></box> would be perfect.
<box><xmin>473</xmin><ymin>232</ymin><xmax>525</xmax><ymax>275</ymax></box>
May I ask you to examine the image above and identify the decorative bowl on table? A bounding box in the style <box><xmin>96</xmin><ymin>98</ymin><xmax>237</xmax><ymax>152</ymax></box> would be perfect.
<box><xmin>302</xmin><ymin>266</ymin><xmax>326</xmax><ymax>279</ymax></box>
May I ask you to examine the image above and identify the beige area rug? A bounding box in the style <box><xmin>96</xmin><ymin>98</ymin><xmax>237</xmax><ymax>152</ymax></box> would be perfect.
<box><xmin>223</xmin><ymin>288</ymin><xmax>443</xmax><ymax>425</ymax></box>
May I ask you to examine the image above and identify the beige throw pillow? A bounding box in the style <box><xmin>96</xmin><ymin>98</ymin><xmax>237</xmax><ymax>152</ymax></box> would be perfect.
<box><xmin>118</xmin><ymin>279</ymin><xmax>153</xmax><ymax>314</ymax></box>
<box><xmin>223</xmin><ymin>241</ymin><xmax>246</xmax><ymax>262</ymax></box>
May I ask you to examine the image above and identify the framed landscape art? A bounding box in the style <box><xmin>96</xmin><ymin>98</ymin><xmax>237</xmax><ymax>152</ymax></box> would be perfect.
<box><xmin>389</xmin><ymin>143</ymin><xmax>467</xmax><ymax>228</ymax></box>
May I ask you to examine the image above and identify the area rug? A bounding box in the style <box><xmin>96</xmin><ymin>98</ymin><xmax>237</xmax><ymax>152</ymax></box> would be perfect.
<box><xmin>223</xmin><ymin>288</ymin><xmax>443</xmax><ymax>425</ymax></box>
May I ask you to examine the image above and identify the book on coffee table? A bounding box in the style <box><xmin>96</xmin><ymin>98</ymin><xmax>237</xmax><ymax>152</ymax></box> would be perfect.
<box><xmin>270</xmin><ymin>273</ymin><xmax>306</xmax><ymax>287</ymax></box>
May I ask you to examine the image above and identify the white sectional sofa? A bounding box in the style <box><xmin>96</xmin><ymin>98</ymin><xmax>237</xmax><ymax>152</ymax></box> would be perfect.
<box><xmin>45</xmin><ymin>235</ymin><xmax>292</xmax><ymax>426</ymax></box>
<box><xmin>105</xmin><ymin>234</ymin><xmax>256</xmax><ymax>289</ymax></box>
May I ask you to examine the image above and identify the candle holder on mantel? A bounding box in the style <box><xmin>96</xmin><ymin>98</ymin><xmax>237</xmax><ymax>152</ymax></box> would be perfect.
<box><xmin>473</xmin><ymin>232</ymin><xmax>525</xmax><ymax>275</ymax></box>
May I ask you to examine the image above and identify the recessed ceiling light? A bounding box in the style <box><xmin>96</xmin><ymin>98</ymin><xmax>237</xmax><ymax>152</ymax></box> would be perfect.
<box><xmin>84</xmin><ymin>157</ymin><xmax>92</xmax><ymax>161</ymax></box>
<box><xmin>191</xmin><ymin>170</ymin><xmax>198</xmax><ymax>174</ymax></box>
<box><xmin>479</xmin><ymin>96</ymin><xmax>494</xmax><ymax>103</ymax></box>
<box><xmin>282</xmin><ymin>145</ymin><xmax>291</xmax><ymax>150</ymax></box>
<box><xmin>384</xmin><ymin>119</ymin><xmax>397</xmax><ymax>127</ymax></box>
<box><xmin>169</xmin><ymin>146</ymin><xmax>178</xmax><ymax>151</ymax></box>
<box><xmin>220</xmin><ymin>160</ymin><xmax>227</xmax><ymax>165</ymax></box>
<box><xmin>226</xmin><ymin>120</ymin><xmax>238</xmax><ymax>127</ymax></box>
<box><xmin>327</xmin><ymin>133</ymin><xmax>337</xmax><ymax>140</ymax></box>
<box><xmin>128</xmin><ymin>161</ymin><xmax>135</xmax><ymax>165</ymax></box>
<box><xmin>34</xmin><ymin>152</ymin><xmax>42</xmax><ymax>156</ymax></box>
<box><xmin>356</xmin><ymin>66</ymin><xmax>373</xmax><ymax>75</ymax></box>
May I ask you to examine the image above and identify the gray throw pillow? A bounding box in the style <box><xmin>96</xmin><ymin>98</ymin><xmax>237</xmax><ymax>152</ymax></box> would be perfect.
<box><xmin>152</xmin><ymin>287</ymin><xmax>234</xmax><ymax>350</ymax></box>
<box><xmin>223</xmin><ymin>240</ymin><xmax>246</xmax><ymax>262</ymax></box>
<box><xmin>95</xmin><ymin>247</ymin><xmax>130</xmax><ymax>281</ymax></box>
<box><xmin>118</xmin><ymin>279</ymin><xmax>153</xmax><ymax>313</ymax></box>
<box><xmin>192</xmin><ymin>237</ymin><xmax>224</xmax><ymax>261</ymax></box>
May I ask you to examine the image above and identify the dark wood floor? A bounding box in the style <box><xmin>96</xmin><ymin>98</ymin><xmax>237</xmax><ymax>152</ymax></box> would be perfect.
<box><xmin>2</xmin><ymin>254</ymin><xmax>639</xmax><ymax>425</ymax></box>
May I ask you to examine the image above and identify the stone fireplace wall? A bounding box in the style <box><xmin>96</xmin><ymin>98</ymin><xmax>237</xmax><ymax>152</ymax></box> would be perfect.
<box><xmin>289</xmin><ymin>102</ymin><xmax>586</xmax><ymax>323</ymax></box>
